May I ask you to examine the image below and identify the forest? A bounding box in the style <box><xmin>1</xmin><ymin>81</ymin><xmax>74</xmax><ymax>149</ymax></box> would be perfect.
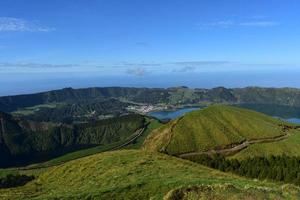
<box><xmin>189</xmin><ymin>154</ymin><xmax>300</xmax><ymax>185</ymax></box>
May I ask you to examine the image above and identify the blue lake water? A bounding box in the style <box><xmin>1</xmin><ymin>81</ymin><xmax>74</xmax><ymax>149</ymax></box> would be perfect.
<box><xmin>283</xmin><ymin>118</ymin><xmax>300</xmax><ymax>124</ymax></box>
<box><xmin>148</xmin><ymin>107</ymin><xmax>201</xmax><ymax>120</ymax></box>
<box><xmin>149</xmin><ymin>107</ymin><xmax>300</xmax><ymax>124</ymax></box>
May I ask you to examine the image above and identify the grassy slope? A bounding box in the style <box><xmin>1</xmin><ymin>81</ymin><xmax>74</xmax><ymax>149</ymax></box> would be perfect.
<box><xmin>164</xmin><ymin>184</ymin><xmax>300</xmax><ymax>200</ymax></box>
<box><xmin>144</xmin><ymin>105</ymin><xmax>286</xmax><ymax>155</ymax></box>
<box><xmin>230</xmin><ymin>129</ymin><xmax>300</xmax><ymax>159</ymax></box>
<box><xmin>1</xmin><ymin>150</ymin><xmax>299</xmax><ymax>200</ymax></box>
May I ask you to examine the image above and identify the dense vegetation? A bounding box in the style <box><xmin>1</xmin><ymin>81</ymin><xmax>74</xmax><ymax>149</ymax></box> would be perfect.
<box><xmin>0</xmin><ymin>112</ymin><xmax>145</xmax><ymax>167</ymax></box>
<box><xmin>23</xmin><ymin>118</ymin><xmax>163</xmax><ymax>168</ymax></box>
<box><xmin>13</xmin><ymin>98</ymin><xmax>131</xmax><ymax>123</ymax></box>
<box><xmin>189</xmin><ymin>154</ymin><xmax>300</xmax><ymax>186</ymax></box>
<box><xmin>1</xmin><ymin>150</ymin><xmax>299</xmax><ymax>199</ymax></box>
<box><xmin>0</xmin><ymin>174</ymin><xmax>34</xmax><ymax>188</ymax></box>
<box><xmin>144</xmin><ymin>105</ymin><xmax>286</xmax><ymax>155</ymax></box>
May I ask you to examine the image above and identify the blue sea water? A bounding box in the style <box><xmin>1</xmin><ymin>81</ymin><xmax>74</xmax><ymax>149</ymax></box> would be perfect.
<box><xmin>1</xmin><ymin>70</ymin><xmax>300</xmax><ymax>96</ymax></box>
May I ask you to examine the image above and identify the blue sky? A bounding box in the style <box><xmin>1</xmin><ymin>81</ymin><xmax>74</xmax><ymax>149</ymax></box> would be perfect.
<box><xmin>0</xmin><ymin>0</ymin><xmax>300</xmax><ymax>95</ymax></box>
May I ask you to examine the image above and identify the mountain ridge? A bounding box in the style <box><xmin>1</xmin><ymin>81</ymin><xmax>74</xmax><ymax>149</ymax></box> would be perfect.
<box><xmin>2</xmin><ymin>86</ymin><xmax>300</xmax><ymax>113</ymax></box>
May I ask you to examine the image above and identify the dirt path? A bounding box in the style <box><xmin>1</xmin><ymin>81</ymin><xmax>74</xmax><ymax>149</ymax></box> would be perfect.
<box><xmin>178</xmin><ymin>133</ymin><xmax>290</xmax><ymax>158</ymax></box>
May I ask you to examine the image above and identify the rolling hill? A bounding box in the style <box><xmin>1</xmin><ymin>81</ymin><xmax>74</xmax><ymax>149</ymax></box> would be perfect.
<box><xmin>144</xmin><ymin>105</ymin><xmax>298</xmax><ymax>158</ymax></box>
<box><xmin>1</xmin><ymin>150</ymin><xmax>299</xmax><ymax>200</ymax></box>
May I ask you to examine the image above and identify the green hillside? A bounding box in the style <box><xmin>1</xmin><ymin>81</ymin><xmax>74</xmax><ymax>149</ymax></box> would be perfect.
<box><xmin>1</xmin><ymin>150</ymin><xmax>299</xmax><ymax>200</ymax></box>
<box><xmin>144</xmin><ymin>105</ymin><xmax>289</xmax><ymax>156</ymax></box>
<box><xmin>0</xmin><ymin>112</ymin><xmax>145</xmax><ymax>167</ymax></box>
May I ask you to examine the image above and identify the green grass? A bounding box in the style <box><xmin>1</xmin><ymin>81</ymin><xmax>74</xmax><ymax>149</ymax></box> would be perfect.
<box><xmin>11</xmin><ymin>103</ymin><xmax>62</xmax><ymax>116</ymax></box>
<box><xmin>144</xmin><ymin>105</ymin><xmax>287</xmax><ymax>155</ymax></box>
<box><xmin>165</xmin><ymin>184</ymin><xmax>300</xmax><ymax>200</ymax></box>
<box><xmin>1</xmin><ymin>150</ymin><xmax>299</xmax><ymax>200</ymax></box>
<box><xmin>0</xmin><ymin>169</ymin><xmax>18</xmax><ymax>178</ymax></box>
<box><xmin>30</xmin><ymin>140</ymin><xmax>130</xmax><ymax>168</ymax></box>
<box><xmin>230</xmin><ymin>129</ymin><xmax>300</xmax><ymax>160</ymax></box>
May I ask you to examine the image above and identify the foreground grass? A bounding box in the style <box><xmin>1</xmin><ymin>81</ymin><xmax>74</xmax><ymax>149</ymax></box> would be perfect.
<box><xmin>0</xmin><ymin>150</ymin><xmax>299</xmax><ymax>200</ymax></box>
<box><xmin>165</xmin><ymin>184</ymin><xmax>300</xmax><ymax>200</ymax></box>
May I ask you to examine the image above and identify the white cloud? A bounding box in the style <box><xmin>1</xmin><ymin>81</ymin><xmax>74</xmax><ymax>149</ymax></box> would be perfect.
<box><xmin>0</xmin><ymin>62</ymin><xmax>77</xmax><ymax>68</ymax></box>
<box><xmin>126</xmin><ymin>67</ymin><xmax>146</xmax><ymax>76</ymax></box>
<box><xmin>0</xmin><ymin>17</ymin><xmax>55</xmax><ymax>32</ymax></box>
<box><xmin>172</xmin><ymin>61</ymin><xmax>231</xmax><ymax>66</ymax></box>
<box><xmin>200</xmin><ymin>20</ymin><xmax>234</xmax><ymax>28</ymax></box>
<box><xmin>240</xmin><ymin>21</ymin><xmax>280</xmax><ymax>27</ymax></box>
<box><xmin>198</xmin><ymin>20</ymin><xmax>280</xmax><ymax>28</ymax></box>
<box><xmin>135</xmin><ymin>42</ymin><xmax>149</xmax><ymax>47</ymax></box>
<box><xmin>173</xmin><ymin>66</ymin><xmax>196</xmax><ymax>73</ymax></box>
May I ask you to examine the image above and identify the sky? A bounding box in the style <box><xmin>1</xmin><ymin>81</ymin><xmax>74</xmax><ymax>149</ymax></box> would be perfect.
<box><xmin>0</xmin><ymin>0</ymin><xmax>300</xmax><ymax>95</ymax></box>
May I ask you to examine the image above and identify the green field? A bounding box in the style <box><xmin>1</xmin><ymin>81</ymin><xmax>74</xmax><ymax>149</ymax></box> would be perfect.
<box><xmin>11</xmin><ymin>103</ymin><xmax>62</xmax><ymax>116</ymax></box>
<box><xmin>144</xmin><ymin>105</ymin><xmax>288</xmax><ymax>155</ymax></box>
<box><xmin>1</xmin><ymin>150</ymin><xmax>299</xmax><ymax>200</ymax></box>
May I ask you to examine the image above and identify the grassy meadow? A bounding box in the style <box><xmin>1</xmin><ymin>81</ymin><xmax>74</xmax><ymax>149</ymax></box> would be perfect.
<box><xmin>1</xmin><ymin>150</ymin><xmax>299</xmax><ymax>200</ymax></box>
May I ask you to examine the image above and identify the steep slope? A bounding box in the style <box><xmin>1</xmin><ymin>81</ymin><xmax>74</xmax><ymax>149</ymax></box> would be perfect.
<box><xmin>0</xmin><ymin>112</ymin><xmax>145</xmax><ymax>167</ymax></box>
<box><xmin>0</xmin><ymin>150</ymin><xmax>298</xmax><ymax>200</ymax></box>
<box><xmin>144</xmin><ymin>105</ymin><xmax>288</xmax><ymax>156</ymax></box>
